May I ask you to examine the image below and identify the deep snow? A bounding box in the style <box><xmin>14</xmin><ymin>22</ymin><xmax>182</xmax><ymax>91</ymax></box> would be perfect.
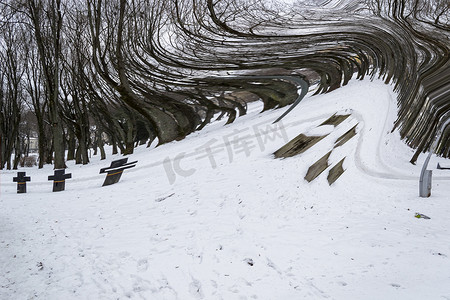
<box><xmin>1</xmin><ymin>79</ymin><xmax>450</xmax><ymax>299</ymax></box>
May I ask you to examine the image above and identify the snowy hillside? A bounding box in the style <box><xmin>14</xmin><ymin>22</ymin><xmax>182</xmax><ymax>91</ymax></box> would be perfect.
<box><xmin>1</xmin><ymin>79</ymin><xmax>450</xmax><ymax>299</ymax></box>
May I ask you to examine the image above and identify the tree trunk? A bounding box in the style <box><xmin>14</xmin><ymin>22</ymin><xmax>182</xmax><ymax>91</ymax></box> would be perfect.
<box><xmin>7</xmin><ymin>157</ymin><xmax>11</xmax><ymax>170</ymax></box>
<box><xmin>125</xmin><ymin>122</ymin><xmax>134</xmax><ymax>155</ymax></box>
<box><xmin>67</xmin><ymin>129</ymin><xmax>76</xmax><ymax>161</ymax></box>
<box><xmin>98</xmin><ymin>136</ymin><xmax>106</xmax><ymax>160</ymax></box>
<box><xmin>112</xmin><ymin>138</ymin><xmax>118</xmax><ymax>155</ymax></box>
<box><xmin>75</xmin><ymin>145</ymin><xmax>82</xmax><ymax>164</ymax></box>
<box><xmin>80</xmin><ymin>138</ymin><xmax>90</xmax><ymax>164</ymax></box>
<box><xmin>37</xmin><ymin>126</ymin><xmax>46</xmax><ymax>168</ymax></box>
<box><xmin>13</xmin><ymin>136</ymin><xmax>20</xmax><ymax>170</ymax></box>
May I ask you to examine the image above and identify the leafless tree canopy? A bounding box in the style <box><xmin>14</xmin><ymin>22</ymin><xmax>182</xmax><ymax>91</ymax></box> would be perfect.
<box><xmin>0</xmin><ymin>0</ymin><xmax>448</xmax><ymax>169</ymax></box>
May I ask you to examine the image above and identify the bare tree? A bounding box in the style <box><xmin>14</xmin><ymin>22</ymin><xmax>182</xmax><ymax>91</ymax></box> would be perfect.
<box><xmin>0</xmin><ymin>22</ymin><xmax>25</xmax><ymax>170</ymax></box>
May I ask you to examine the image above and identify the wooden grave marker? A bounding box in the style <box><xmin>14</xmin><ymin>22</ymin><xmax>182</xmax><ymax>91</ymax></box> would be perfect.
<box><xmin>99</xmin><ymin>158</ymin><xmax>137</xmax><ymax>186</ymax></box>
<box><xmin>13</xmin><ymin>172</ymin><xmax>31</xmax><ymax>193</ymax></box>
<box><xmin>48</xmin><ymin>169</ymin><xmax>72</xmax><ymax>192</ymax></box>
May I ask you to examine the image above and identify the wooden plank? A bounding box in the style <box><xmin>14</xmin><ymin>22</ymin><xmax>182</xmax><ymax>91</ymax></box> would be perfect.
<box><xmin>327</xmin><ymin>158</ymin><xmax>346</xmax><ymax>185</ymax></box>
<box><xmin>334</xmin><ymin>124</ymin><xmax>358</xmax><ymax>148</ymax></box>
<box><xmin>274</xmin><ymin>134</ymin><xmax>327</xmax><ymax>158</ymax></box>
<box><xmin>320</xmin><ymin>114</ymin><xmax>351</xmax><ymax>127</ymax></box>
<box><xmin>305</xmin><ymin>151</ymin><xmax>332</xmax><ymax>182</ymax></box>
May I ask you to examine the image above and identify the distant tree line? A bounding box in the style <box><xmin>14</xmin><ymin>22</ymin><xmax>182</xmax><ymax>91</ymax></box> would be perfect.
<box><xmin>0</xmin><ymin>0</ymin><xmax>448</xmax><ymax>170</ymax></box>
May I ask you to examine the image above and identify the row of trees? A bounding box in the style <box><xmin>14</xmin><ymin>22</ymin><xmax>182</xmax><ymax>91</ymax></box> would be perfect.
<box><xmin>0</xmin><ymin>0</ymin><xmax>303</xmax><ymax>170</ymax></box>
<box><xmin>1</xmin><ymin>0</ymin><xmax>94</xmax><ymax>169</ymax></box>
<box><xmin>0</xmin><ymin>0</ymin><xmax>448</xmax><ymax>170</ymax></box>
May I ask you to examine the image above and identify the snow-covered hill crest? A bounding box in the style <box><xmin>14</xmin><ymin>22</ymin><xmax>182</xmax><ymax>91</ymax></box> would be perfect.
<box><xmin>1</xmin><ymin>79</ymin><xmax>450</xmax><ymax>299</ymax></box>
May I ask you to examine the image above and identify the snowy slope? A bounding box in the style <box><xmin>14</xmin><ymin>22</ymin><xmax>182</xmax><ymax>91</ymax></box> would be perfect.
<box><xmin>1</xmin><ymin>79</ymin><xmax>450</xmax><ymax>300</ymax></box>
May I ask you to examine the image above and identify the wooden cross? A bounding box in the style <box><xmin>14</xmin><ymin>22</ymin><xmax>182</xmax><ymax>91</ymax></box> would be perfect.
<box><xmin>99</xmin><ymin>158</ymin><xmax>137</xmax><ymax>186</ymax></box>
<box><xmin>437</xmin><ymin>163</ymin><xmax>450</xmax><ymax>170</ymax></box>
<box><xmin>48</xmin><ymin>169</ymin><xmax>72</xmax><ymax>192</ymax></box>
<box><xmin>13</xmin><ymin>172</ymin><xmax>31</xmax><ymax>193</ymax></box>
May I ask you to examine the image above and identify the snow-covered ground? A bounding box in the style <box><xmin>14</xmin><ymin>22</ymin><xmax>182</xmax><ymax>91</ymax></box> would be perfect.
<box><xmin>1</xmin><ymin>79</ymin><xmax>450</xmax><ymax>299</ymax></box>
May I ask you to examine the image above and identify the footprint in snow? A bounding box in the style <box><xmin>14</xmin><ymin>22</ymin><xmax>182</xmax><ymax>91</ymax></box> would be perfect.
<box><xmin>137</xmin><ymin>259</ymin><xmax>149</xmax><ymax>272</ymax></box>
<box><xmin>244</xmin><ymin>258</ymin><xmax>254</xmax><ymax>266</ymax></box>
<box><xmin>189</xmin><ymin>279</ymin><xmax>204</xmax><ymax>299</ymax></box>
<box><xmin>119</xmin><ymin>251</ymin><xmax>130</xmax><ymax>258</ymax></box>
